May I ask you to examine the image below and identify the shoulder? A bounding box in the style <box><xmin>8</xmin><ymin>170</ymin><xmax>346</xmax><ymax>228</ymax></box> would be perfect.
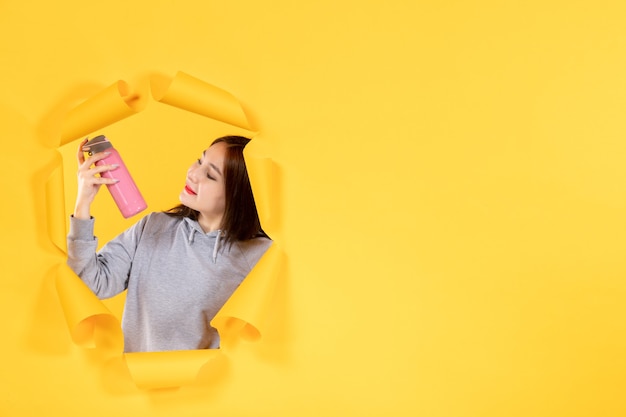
<box><xmin>237</xmin><ymin>236</ymin><xmax>273</xmax><ymax>252</ymax></box>
<box><xmin>232</xmin><ymin>237</ymin><xmax>273</xmax><ymax>269</ymax></box>
<box><xmin>135</xmin><ymin>212</ymin><xmax>183</xmax><ymax>235</ymax></box>
<box><xmin>145</xmin><ymin>211</ymin><xmax>180</xmax><ymax>224</ymax></box>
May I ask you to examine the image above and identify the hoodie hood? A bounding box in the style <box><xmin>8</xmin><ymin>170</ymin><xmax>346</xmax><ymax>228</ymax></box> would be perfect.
<box><xmin>183</xmin><ymin>217</ymin><xmax>223</xmax><ymax>263</ymax></box>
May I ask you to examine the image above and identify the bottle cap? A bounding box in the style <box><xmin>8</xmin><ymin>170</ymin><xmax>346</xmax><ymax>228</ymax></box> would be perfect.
<box><xmin>82</xmin><ymin>135</ymin><xmax>113</xmax><ymax>155</ymax></box>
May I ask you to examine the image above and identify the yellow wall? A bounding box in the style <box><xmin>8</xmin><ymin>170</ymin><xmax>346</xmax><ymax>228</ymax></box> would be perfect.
<box><xmin>2</xmin><ymin>0</ymin><xmax>626</xmax><ymax>415</ymax></box>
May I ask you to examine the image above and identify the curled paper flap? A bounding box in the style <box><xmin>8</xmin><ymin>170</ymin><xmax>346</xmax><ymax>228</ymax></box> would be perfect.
<box><xmin>60</xmin><ymin>80</ymin><xmax>146</xmax><ymax>145</ymax></box>
<box><xmin>45</xmin><ymin>153</ymin><xmax>67</xmax><ymax>253</ymax></box>
<box><xmin>124</xmin><ymin>349</ymin><xmax>222</xmax><ymax>390</ymax></box>
<box><xmin>212</xmin><ymin>243</ymin><xmax>283</xmax><ymax>344</ymax></box>
<box><xmin>150</xmin><ymin>71</ymin><xmax>251</xmax><ymax>130</ymax></box>
<box><xmin>55</xmin><ymin>263</ymin><xmax>123</xmax><ymax>351</ymax></box>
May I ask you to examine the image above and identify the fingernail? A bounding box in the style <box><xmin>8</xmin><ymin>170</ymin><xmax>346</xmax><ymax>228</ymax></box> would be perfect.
<box><xmin>111</xmin><ymin>164</ymin><xmax>120</xmax><ymax>169</ymax></box>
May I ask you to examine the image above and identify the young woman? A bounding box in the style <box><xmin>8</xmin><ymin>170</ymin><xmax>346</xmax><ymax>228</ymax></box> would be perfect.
<box><xmin>67</xmin><ymin>135</ymin><xmax>271</xmax><ymax>352</ymax></box>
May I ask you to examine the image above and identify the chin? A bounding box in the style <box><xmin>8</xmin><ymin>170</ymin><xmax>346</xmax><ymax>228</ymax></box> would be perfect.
<box><xmin>179</xmin><ymin>193</ymin><xmax>193</xmax><ymax>207</ymax></box>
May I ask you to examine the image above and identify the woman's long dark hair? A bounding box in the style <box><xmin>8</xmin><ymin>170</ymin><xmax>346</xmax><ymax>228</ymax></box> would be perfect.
<box><xmin>165</xmin><ymin>135</ymin><xmax>268</xmax><ymax>246</ymax></box>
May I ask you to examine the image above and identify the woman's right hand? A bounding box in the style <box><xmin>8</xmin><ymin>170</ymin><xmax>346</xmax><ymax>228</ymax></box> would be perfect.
<box><xmin>73</xmin><ymin>138</ymin><xmax>120</xmax><ymax>220</ymax></box>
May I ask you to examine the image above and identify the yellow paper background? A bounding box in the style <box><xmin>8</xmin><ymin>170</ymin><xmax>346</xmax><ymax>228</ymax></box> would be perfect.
<box><xmin>2</xmin><ymin>0</ymin><xmax>626</xmax><ymax>415</ymax></box>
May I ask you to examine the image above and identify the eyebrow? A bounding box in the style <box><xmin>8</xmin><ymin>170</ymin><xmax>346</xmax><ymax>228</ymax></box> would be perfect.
<box><xmin>202</xmin><ymin>151</ymin><xmax>223</xmax><ymax>176</ymax></box>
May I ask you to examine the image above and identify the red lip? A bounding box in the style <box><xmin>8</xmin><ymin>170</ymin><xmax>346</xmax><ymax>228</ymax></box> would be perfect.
<box><xmin>184</xmin><ymin>185</ymin><xmax>197</xmax><ymax>195</ymax></box>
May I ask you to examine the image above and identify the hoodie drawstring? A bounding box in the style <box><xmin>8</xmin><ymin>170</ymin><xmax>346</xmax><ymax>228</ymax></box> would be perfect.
<box><xmin>186</xmin><ymin>219</ymin><xmax>221</xmax><ymax>263</ymax></box>
<box><xmin>212</xmin><ymin>230</ymin><xmax>222</xmax><ymax>264</ymax></box>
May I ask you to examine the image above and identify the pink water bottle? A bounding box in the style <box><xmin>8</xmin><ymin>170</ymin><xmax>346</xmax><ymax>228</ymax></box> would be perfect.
<box><xmin>83</xmin><ymin>135</ymin><xmax>147</xmax><ymax>218</ymax></box>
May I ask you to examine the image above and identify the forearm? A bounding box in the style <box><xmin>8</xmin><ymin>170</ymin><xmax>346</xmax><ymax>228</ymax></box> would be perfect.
<box><xmin>73</xmin><ymin>201</ymin><xmax>92</xmax><ymax>220</ymax></box>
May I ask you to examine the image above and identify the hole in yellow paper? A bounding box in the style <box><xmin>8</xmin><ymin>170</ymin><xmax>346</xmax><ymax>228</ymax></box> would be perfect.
<box><xmin>46</xmin><ymin>71</ymin><xmax>283</xmax><ymax>390</ymax></box>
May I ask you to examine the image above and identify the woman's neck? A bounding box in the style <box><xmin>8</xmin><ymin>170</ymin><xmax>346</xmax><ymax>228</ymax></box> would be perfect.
<box><xmin>197</xmin><ymin>213</ymin><xmax>223</xmax><ymax>233</ymax></box>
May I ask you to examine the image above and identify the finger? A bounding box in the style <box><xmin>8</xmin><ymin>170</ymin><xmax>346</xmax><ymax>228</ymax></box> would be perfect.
<box><xmin>76</xmin><ymin>138</ymin><xmax>89</xmax><ymax>165</ymax></box>
<box><xmin>93</xmin><ymin>176</ymin><xmax>119</xmax><ymax>185</ymax></box>
<box><xmin>81</xmin><ymin>151</ymin><xmax>112</xmax><ymax>168</ymax></box>
<box><xmin>88</xmin><ymin>163</ymin><xmax>119</xmax><ymax>176</ymax></box>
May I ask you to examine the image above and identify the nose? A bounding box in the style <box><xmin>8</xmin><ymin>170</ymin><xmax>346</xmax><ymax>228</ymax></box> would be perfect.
<box><xmin>187</xmin><ymin>163</ymin><xmax>200</xmax><ymax>182</ymax></box>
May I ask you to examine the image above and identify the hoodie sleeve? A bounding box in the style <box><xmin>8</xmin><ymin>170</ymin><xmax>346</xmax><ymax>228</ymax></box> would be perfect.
<box><xmin>67</xmin><ymin>215</ymin><xmax>148</xmax><ymax>299</ymax></box>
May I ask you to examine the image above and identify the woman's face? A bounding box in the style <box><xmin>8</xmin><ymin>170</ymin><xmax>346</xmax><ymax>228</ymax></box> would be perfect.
<box><xmin>179</xmin><ymin>142</ymin><xmax>227</xmax><ymax>229</ymax></box>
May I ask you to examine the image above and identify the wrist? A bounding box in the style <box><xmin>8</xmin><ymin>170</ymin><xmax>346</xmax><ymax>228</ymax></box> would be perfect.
<box><xmin>73</xmin><ymin>202</ymin><xmax>91</xmax><ymax>220</ymax></box>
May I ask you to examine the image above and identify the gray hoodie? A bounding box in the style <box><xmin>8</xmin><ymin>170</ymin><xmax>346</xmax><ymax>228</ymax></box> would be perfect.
<box><xmin>66</xmin><ymin>212</ymin><xmax>272</xmax><ymax>352</ymax></box>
